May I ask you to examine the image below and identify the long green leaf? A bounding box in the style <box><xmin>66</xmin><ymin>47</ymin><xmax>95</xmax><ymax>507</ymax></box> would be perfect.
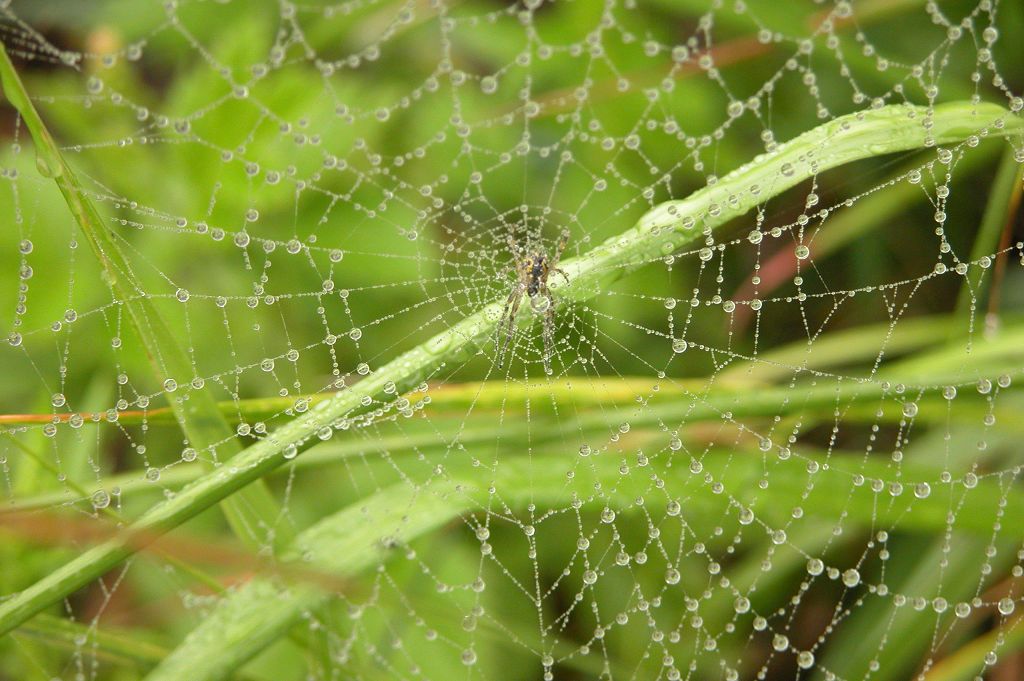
<box><xmin>951</xmin><ymin>146</ymin><xmax>1024</xmax><ymax>337</ymax></box>
<box><xmin>147</xmin><ymin>447</ymin><xmax>1024</xmax><ymax>680</ymax></box>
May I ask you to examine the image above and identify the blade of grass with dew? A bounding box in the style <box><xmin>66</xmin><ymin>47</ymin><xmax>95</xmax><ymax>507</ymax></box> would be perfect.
<box><xmin>923</xmin><ymin>613</ymin><xmax>1024</xmax><ymax>681</ymax></box>
<box><xmin>5</xmin><ymin>375</ymin><xmax>1020</xmax><ymax>517</ymax></box>
<box><xmin>13</xmin><ymin>613</ymin><xmax>170</xmax><ymax>672</ymax></box>
<box><xmin>730</xmin><ymin>145</ymin><xmax>998</xmax><ymax>323</ymax></box>
<box><xmin>951</xmin><ymin>146</ymin><xmax>1024</xmax><ymax>339</ymax></box>
<box><xmin>0</xmin><ymin>44</ymin><xmax>286</xmax><ymax>552</ymax></box>
<box><xmin>6</xmin><ymin>322</ymin><xmax>1024</xmax><ymax>517</ymax></box>
<box><xmin>12</xmin><ymin>613</ymin><xmax>264</xmax><ymax>681</ymax></box>
<box><xmin>0</xmin><ymin>313</ymin><xmax>1008</xmax><ymax>431</ymax></box>
<box><xmin>821</xmin><ymin>535</ymin><xmax>1016</xmax><ymax>681</ymax></box>
<box><xmin>0</xmin><ymin>100</ymin><xmax>1019</xmax><ymax>640</ymax></box>
<box><xmin>144</xmin><ymin>446</ymin><xmax>1024</xmax><ymax>680</ymax></box>
<box><xmin>819</xmin><ymin>412</ymin><xmax>1022</xmax><ymax>681</ymax></box>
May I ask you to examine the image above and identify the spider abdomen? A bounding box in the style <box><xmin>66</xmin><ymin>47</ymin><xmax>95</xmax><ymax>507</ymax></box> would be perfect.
<box><xmin>527</xmin><ymin>257</ymin><xmax>545</xmax><ymax>296</ymax></box>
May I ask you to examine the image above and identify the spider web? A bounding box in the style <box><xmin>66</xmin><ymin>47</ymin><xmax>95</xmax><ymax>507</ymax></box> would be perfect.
<box><xmin>1</xmin><ymin>1</ymin><xmax>1023</xmax><ymax>680</ymax></box>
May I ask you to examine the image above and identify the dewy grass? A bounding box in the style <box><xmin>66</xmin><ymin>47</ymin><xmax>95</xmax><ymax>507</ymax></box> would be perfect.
<box><xmin>0</xmin><ymin>44</ymin><xmax>287</xmax><ymax>553</ymax></box>
<box><xmin>147</xmin><ymin>446</ymin><xmax>1024</xmax><ymax>680</ymax></box>
<box><xmin>951</xmin><ymin>145</ymin><xmax>1024</xmax><ymax>336</ymax></box>
<box><xmin>0</xmin><ymin>39</ymin><xmax>1020</xmax><ymax>646</ymax></box>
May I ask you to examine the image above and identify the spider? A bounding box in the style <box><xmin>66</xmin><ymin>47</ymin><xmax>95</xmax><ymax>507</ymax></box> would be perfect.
<box><xmin>496</xmin><ymin>230</ymin><xmax>570</xmax><ymax>374</ymax></box>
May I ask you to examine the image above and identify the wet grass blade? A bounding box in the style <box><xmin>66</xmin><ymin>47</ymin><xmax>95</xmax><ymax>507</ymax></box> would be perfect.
<box><xmin>145</xmin><ymin>448</ymin><xmax>1024</xmax><ymax>680</ymax></box>
<box><xmin>0</xmin><ymin>43</ymin><xmax>286</xmax><ymax>551</ymax></box>
<box><xmin>951</xmin><ymin>146</ymin><xmax>1024</xmax><ymax>338</ymax></box>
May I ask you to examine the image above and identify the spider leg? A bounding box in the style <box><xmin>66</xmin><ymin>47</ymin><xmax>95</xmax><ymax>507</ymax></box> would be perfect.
<box><xmin>549</xmin><ymin>230</ymin><xmax>570</xmax><ymax>268</ymax></box>
<box><xmin>497</xmin><ymin>285</ymin><xmax>524</xmax><ymax>368</ymax></box>
<box><xmin>540</xmin><ymin>285</ymin><xmax>557</xmax><ymax>375</ymax></box>
<box><xmin>551</xmin><ymin>267</ymin><xmax>570</xmax><ymax>285</ymax></box>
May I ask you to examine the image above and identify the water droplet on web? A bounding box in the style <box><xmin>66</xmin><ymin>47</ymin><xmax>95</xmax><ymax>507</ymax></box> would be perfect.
<box><xmin>530</xmin><ymin>295</ymin><xmax>550</xmax><ymax>313</ymax></box>
<box><xmin>91</xmin><ymin>489</ymin><xmax>110</xmax><ymax>509</ymax></box>
<box><xmin>842</xmin><ymin>568</ymin><xmax>861</xmax><ymax>587</ymax></box>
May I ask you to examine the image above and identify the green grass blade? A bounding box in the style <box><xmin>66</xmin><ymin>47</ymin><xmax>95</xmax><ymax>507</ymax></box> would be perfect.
<box><xmin>951</xmin><ymin>146</ymin><xmax>1024</xmax><ymax>337</ymax></box>
<box><xmin>0</xmin><ymin>44</ymin><xmax>285</xmax><ymax>552</ymax></box>
<box><xmin>0</xmin><ymin>100</ymin><xmax>1019</xmax><ymax>640</ymax></box>
<box><xmin>14</xmin><ymin>613</ymin><xmax>170</xmax><ymax>670</ymax></box>
<box><xmin>146</xmin><ymin>448</ymin><xmax>1024</xmax><ymax>680</ymax></box>
<box><xmin>924</xmin><ymin>613</ymin><xmax>1024</xmax><ymax>681</ymax></box>
<box><xmin>820</xmin><ymin>536</ymin><xmax>1015</xmax><ymax>681</ymax></box>
<box><xmin>730</xmin><ymin>144</ymin><xmax>999</xmax><ymax>316</ymax></box>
